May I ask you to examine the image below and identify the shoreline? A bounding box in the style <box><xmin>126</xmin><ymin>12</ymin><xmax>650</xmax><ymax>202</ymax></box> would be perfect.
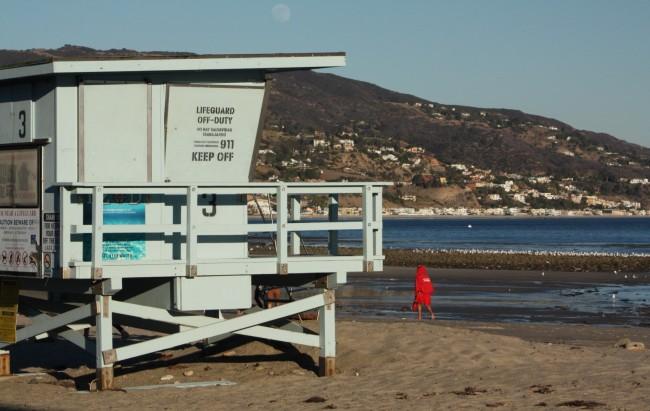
<box><xmin>251</xmin><ymin>213</ymin><xmax>650</xmax><ymax>220</ymax></box>
<box><xmin>382</xmin><ymin>214</ymin><xmax>650</xmax><ymax>219</ymax></box>
<box><xmin>353</xmin><ymin>266</ymin><xmax>650</xmax><ymax>282</ymax></box>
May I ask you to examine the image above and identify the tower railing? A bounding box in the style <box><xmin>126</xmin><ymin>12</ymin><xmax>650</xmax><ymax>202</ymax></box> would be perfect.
<box><xmin>57</xmin><ymin>182</ymin><xmax>387</xmax><ymax>280</ymax></box>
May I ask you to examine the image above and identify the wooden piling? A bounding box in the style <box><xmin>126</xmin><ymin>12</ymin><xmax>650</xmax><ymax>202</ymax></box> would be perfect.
<box><xmin>318</xmin><ymin>356</ymin><xmax>335</xmax><ymax>377</ymax></box>
<box><xmin>97</xmin><ymin>367</ymin><xmax>114</xmax><ymax>390</ymax></box>
<box><xmin>0</xmin><ymin>350</ymin><xmax>10</xmax><ymax>376</ymax></box>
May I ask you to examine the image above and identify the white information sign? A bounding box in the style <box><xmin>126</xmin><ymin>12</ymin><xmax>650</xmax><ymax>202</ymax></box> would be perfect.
<box><xmin>0</xmin><ymin>208</ymin><xmax>39</xmax><ymax>274</ymax></box>
<box><xmin>165</xmin><ymin>85</ymin><xmax>265</xmax><ymax>182</ymax></box>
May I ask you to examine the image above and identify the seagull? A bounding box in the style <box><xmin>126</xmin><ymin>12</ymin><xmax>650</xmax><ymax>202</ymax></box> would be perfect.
<box><xmin>467</xmin><ymin>224</ymin><xmax>472</xmax><ymax>228</ymax></box>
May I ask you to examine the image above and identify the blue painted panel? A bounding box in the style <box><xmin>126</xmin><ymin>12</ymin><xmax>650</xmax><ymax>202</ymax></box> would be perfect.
<box><xmin>102</xmin><ymin>203</ymin><xmax>146</xmax><ymax>261</ymax></box>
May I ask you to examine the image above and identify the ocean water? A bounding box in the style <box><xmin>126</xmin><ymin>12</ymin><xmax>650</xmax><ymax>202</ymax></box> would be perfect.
<box><xmin>298</xmin><ymin>217</ymin><xmax>650</xmax><ymax>255</ymax></box>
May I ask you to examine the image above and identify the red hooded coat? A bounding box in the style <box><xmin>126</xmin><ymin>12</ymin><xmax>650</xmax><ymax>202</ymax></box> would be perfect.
<box><xmin>414</xmin><ymin>265</ymin><xmax>434</xmax><ymax>305</ymax></box>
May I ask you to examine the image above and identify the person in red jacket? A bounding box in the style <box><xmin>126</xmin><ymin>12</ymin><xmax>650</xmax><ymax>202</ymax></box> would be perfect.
<box><xmin>413</xmin><ymin>264</ymin><xmax>435</xmax><ymax>320</ymax></box>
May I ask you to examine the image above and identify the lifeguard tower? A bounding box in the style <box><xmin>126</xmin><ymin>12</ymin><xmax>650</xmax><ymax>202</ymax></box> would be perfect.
<box><xmin>0</xmin><ymin>53</ymin><xmax>385</xmax><ymax>389</ymax></box>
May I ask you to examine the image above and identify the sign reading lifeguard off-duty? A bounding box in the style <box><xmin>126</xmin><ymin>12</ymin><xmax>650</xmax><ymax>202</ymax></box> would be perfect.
<box><xmin>0</xmin><ymin>52</ymin><xmax>387</xmax><ymax>389</ymax></box>
<box><xmin>165</xmin><ymin>85</ymin><xmax>265</xmax><ymax>181</ymax></box>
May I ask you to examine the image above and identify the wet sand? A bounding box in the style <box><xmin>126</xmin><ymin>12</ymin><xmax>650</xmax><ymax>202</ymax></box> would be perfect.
<box><xmin>339</xmin><ymin>267</ymin><xmax>650</xmax><ymax>326</ymax></box>
<box><xmin>357</xmin><ymin>266</ymin><xmax>650</xmax><ymax>283</ymax></box>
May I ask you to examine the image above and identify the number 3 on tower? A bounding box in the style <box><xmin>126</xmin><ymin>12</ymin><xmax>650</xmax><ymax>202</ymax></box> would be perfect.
<box><xmin>18</xmin><ymin>110</ymin><xmax>26</xmax><ymax>138</ymax></box>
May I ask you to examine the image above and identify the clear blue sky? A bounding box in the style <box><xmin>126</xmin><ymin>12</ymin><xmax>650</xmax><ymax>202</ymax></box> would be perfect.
<box><xmin>1</xmin><ymin>0</ymin><xmax>649</xmax><ymax>147</ymax></box>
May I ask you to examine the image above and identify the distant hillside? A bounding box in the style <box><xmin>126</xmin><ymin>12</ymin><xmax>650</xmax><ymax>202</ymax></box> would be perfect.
<box><xmin>266</xmin><ymin>70</ymin><xmax>650</xmax><ymax>179</ymax></box>
<box><xmin>2</xmin><ymin>46</ymin><xmax>649</xmax><ymax>210</ymax></box>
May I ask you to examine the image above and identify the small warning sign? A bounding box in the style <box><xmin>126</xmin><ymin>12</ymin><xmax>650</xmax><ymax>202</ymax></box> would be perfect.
<box><xmin>43</xmin><ymin>253</ymin><xmax>52</xmax><ymax>270</ymax></box>
<box><xmin>42</xmin><ymin>213</ymin><xmax>59</xmax><ymax>277</ymax></box>
<box><xmin>0</xmin><ymin>280</ymin><xmax>18</xmax><ymax>343</ymax></box>
<box><xmin>42</xmin><ymin>213</ymin><xmax>59</xmax><ymax>253</ymax></box>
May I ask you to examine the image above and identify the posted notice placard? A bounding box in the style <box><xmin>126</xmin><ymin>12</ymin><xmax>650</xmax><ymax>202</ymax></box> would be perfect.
<box><xmin>0</xmin><ymin>148</ymin><xmax>38</xmax><ymax>207</ymax></box>
<box><xmin>164</xmin><ymin>84</ymin><xmax>265</xmax><ymax>183</ymax></box>
<box><xmin>0</xmin><ymin>208</ymin><xmax>39</xmax><ymax>274</ymax></box>
<box><xmin>103</xmin><ymin>203</ymin><xmax>146</xmax><ymax>261</ymax></box>
<box><xmin>0</xmin><ymin>279</ymin><xmax>18</xmax><ymax>343</ymax></box>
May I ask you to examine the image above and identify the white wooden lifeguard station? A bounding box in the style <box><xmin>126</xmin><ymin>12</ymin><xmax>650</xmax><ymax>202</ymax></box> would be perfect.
<box><xmin>0</xmin><ymin>53</ymin><xmax>385</xmax><ymax>389</ymax></box>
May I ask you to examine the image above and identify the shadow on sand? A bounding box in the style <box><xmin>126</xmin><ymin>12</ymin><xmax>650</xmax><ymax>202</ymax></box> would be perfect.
<box><xmin>7</xmin><ymin>333</ymin><xmax>318</xmax><ymax>391</ymax></box>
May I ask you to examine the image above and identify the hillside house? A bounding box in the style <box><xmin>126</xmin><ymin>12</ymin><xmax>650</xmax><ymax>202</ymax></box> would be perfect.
<box><xmin>541</xmin><ymin>193</ymin><xmax>560</xmax><ymax>200</ymax></box>
<box><xmin>339</xmin><ymin>139</ymin><xmax>355</xmax><ymax>151</ymax></box>
<box><xmin>512</xmin><ymin>193</ymin><xmax>527</xmax><ymax>204</ymax></box>
<box><xmin>247</xmin><ymin>198</ymin><xmax>274</xmax><ymax>216</ymax></box>
<box><xmin>501</xmin><ymin>180</ymin><xmax>516</xmax><ymax>192</ymax></box>
<box><xmin>622</xmin><ymin>200</ymin><xmax>641</xmax><ymax>209</ymax></box>
<box><xmin>313</xmin><ymin>138</ymin><xmax>330</xmax><ymax>148</ymax></box>
<box><xmin>630</xmin><ymin>178</ymin><xmax>649</xmax><ymax>185</ymax></box>
<box><xmin>570</xmin><ymin>194</ymin><xmax>583</xmax><ymax>204</ymax></box>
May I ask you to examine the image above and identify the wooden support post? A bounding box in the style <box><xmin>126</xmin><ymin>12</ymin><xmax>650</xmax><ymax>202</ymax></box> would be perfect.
<box><xmin>185</xmin><ymin>186</ymin><xmax>198</xmax><ymax>278</ymax></box>
<box><xmin>373</xmin><ymin>187</ymin><xmax>382</xmax><ymax>262</ymax></box>
<box><xmin>318</xmin><ymin>290</ymin><xmax>336</xmax><ymax>377</ymax></box>
<box><xmin>319</xmin><ymin>356</ymin><xmax>335</xmax><ymax>377</ymax></box>
<box><xmin>91</xmin><ymin>186</ymin><xmax>104</xmax><ymax>280</ymax></box>
<box><xmin>328</xmin><ymin>194</ymin><xmax>339</xmax><ymax>256</ymax></box>
<box><xmin>95</xmin><ymin>294</ymin><xmax>114</xmax><ymax>390</ymax></box>
<box><xmin>362</xmin><ymin>185</ymin><xmax>374</xmax><ymax>272</ymax></box>
<box><xmin>276</xmin><ymin>184</ymin><xmax>288</xmax><ymax>274</ymax></box>
<box><xmin>0</xmin><ymin>350</ymin><xmax>10</xmax><ymax>376</ymax></box>
<box><xmin>289</xmin><ymin>195</ymin><xmax>301</xmax><ymax>256</ymax></box>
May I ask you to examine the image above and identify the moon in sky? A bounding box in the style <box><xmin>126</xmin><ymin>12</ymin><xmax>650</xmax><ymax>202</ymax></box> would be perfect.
<box><xmin>272</xmin><ymin>4</ymin><xmax>291</xmax><ymax>23</ymax></box>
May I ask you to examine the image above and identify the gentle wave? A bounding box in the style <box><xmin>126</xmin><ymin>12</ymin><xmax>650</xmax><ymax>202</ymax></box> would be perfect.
<box><xmin>407</xmin><ymin>248</ymin><xmax>650</xmax><ymax>258</ymax></box>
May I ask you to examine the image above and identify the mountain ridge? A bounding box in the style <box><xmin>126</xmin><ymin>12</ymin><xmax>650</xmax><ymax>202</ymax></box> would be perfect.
<box><xmin>2</xmin><ymin>46</ymin><xmax>649</xmax><ymax>210</ymax></box>
<box><xmin>265</xmin><ymin>70</ymin><xmax>650</xmax><ymax>177</ymax></box>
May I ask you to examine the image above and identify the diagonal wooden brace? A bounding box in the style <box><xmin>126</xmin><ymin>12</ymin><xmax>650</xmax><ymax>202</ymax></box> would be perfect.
<box><xmin>107</xmin><ymin>293</ymin><xmax>327</xmax><ymax>363</ymax></box>
<box><xmin>0</xmin><ymin>304</ymin><xmax>93</xmax><ymax>348</ymax></box>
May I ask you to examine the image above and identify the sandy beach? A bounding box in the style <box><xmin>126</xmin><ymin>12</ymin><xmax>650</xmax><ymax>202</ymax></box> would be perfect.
<box><xmin>1</xmin><ymin>319</ymin><xmax>650</xmax><ymax>410</ymax></box>
<box><xmin>1</xmin><ymin>266</ymin><xmax>650</xmax><ymax>410</ymax></box>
